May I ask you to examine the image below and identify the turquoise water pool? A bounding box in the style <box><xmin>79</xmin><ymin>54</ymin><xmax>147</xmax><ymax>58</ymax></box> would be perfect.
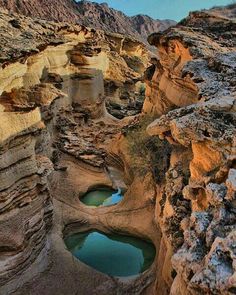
<box><xmin>81</xmin><ymin>188</ymin><xmax>123</xmax><ymax>206</ymax></box>
<box><xmin>64</xmin><ymin>231</ymin><xmax>156</xmax><ymax>277</ymax></box>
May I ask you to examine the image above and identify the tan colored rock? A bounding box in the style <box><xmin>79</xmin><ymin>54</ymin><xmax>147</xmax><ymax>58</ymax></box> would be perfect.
<box><xmin>146</xmin><ymin>5</ymin><xmax>236</xmax><ymax>295</ymax></box>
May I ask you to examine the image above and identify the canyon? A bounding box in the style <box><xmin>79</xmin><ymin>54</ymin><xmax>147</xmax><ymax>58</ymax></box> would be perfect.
<box><xmin>0</xmin><ymin>2</ymin><xmax>235</xmax><ymax>295</ymax></box>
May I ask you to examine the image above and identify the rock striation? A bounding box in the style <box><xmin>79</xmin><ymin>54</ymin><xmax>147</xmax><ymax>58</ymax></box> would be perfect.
<box><xmin>0</xmin><ymin>110</ymin><xmax>53</xmax><ymax>288</ymax></box>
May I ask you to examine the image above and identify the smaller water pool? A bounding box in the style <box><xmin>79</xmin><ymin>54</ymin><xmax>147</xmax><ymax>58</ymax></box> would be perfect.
<box><xmin>64</xmin><ymin>231</ymin><xmax>156</xmax><ymax>277</ymax></box>
<box><xmin>81</xmin><ymin>188</ymin><xmax>123</xmax><ymax>207</ymax></box>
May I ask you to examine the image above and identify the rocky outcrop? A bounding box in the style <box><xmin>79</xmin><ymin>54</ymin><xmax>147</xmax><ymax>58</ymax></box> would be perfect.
<box><xmin>145</xmin><ymin>6</ymin><xmax>236</xmax><ymax>295</ymax></box>
<box><xmin>0</xmin><ymin>0</ymin><xmax>176</xmax><ymax>44</ymax></box>
<box><xmin>143</xmin><ymin>6</ymin><xmax>236</xmax><ymax>115</ymax></box>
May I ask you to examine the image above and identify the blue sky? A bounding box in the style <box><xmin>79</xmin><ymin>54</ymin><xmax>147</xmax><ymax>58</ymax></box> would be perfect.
<box><xmin>83</xmin><ymin>0</ymin><xmax>232</xmax><ymax>21</ymax></box>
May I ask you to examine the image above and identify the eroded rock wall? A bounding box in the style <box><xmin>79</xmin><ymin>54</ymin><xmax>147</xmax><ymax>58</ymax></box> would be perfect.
<box><xmin>145</xmin><ymin>8</ymin><xmax>236</xmax><ymax>295</ymax></box>
<box><xmin>0</xmin><ymin>7</ymin><xmax>149</xmax><ymax>119</ymax></box>
<box><xmin>0</xmin><ymin>108</ymin><xmax>53</xmax><ymax>290</ymax></box>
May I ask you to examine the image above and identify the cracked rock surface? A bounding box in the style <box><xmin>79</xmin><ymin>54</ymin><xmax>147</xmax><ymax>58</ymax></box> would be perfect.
<box><xmin>145</xmin><ymin>5</ymin><xmax>236</xmax><ymax>295</ymax></box>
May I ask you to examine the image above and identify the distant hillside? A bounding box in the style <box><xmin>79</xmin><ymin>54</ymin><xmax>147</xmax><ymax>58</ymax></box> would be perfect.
<box><xmin>208</xmin><ymin>3</ymin><xmax>236</xmax><ymax>19</ymax></box>
<box><xmin>0</xmin><ymin>0</ymin><xmax>176</xmax><ymax>43</ymax></box>
<box><xmin>75</xmin><ymin>1</ymin><xmax>176</xmax><ymax>42</ymax></box>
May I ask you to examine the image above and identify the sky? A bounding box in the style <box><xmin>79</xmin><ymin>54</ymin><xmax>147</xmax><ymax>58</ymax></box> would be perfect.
<box><xmin>85</xmin><ymin>0</ymin><xmax>233</xmax><ymax>21</ymax></box>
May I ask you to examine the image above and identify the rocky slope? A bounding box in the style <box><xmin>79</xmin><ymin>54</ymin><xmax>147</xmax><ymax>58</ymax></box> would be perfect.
<box><xmin>0</xmin><ymin>0</ymin><xmax>176</xmax><ymax>43</ymax></box>
<box><xmin>0</xmin><ymin>0</ymin><xmax>80</xmax><ymax>22</ymax></box>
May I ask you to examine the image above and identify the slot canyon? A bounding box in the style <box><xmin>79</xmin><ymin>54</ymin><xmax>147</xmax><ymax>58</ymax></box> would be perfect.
<box><xmin>0</xmin><ymin>3</ymin><xmax>235</xmax><ymax>295</ymax></box>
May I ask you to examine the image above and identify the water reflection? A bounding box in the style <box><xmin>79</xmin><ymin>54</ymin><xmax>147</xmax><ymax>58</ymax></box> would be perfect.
<box><xmin>81</xmin><ymin>188</ymin><xmax>123</xmax><ymax>206</ymax></box>
<box><xmin>65</xmin><ymin>231</ymin><xmax>156</xmax><ymax>277</ymax></box>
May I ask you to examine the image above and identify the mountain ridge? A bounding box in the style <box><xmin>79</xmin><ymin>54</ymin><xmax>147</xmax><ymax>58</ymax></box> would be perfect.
<box><xmin>0</xmin><ymin>0</ymin><xmax>176</xmax><ymax>43</ymax></box>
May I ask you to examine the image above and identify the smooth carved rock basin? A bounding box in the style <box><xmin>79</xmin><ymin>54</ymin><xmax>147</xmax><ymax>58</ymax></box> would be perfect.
<box><xmin>64</xmin><ymin>231</ymin><xmax>156</xmax><ymax>277</ymax></box>
<box><xmin>81</xmin><ymin>188</ymin><xmax>123</xmax><ymax>206</ymax></box>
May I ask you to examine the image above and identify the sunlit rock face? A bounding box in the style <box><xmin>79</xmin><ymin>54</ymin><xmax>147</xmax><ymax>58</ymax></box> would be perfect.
<box><xmin>143</xmin><ymin>40</ymin><xmax>198</xmax><ymax>116</ymax></box>
<box><xmin>146</xmin><ymin>6</ymin><xmax>236</xmax><ymax>295</ymax></box>
<box><xmin>0</xmin><ymin>8</ymin><xmax>150</xmax><ymax>120</ymax></box>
